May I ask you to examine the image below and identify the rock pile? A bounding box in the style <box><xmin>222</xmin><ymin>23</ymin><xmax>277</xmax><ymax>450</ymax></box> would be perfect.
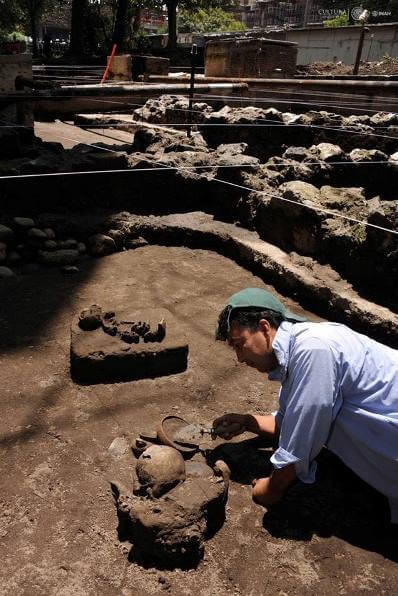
<box><xmin>0</xmin><ymin>137</ymin><xmax>129</xmax><ymax>179</ymax></box>
<box><xmin>1</xmin><ymin>99</ymin><xmax>397</xmax><ymax>308</ymax></box>
<box><xmin>0</xmin><ymin>216</ymin><xmax>85</xmax><ymax>278</ymax></box>
<box><xmin>197</xmin><ymin>105</ymin><xmax>398</xmax><ymax>156</ymax></box>
<box><xmin>0</xmin><ymin>216</ymin><xmax>124</xmax><ymax>278</ymax></box>
<box><xmin>132</xmin><ymin>98</ymin><xmax>398</xmax><ymax>157</ymax></box>
<box><xmin>133</xmin><ymin>95</ymin><xmax>213</xmax><ymax>125</ymax></box>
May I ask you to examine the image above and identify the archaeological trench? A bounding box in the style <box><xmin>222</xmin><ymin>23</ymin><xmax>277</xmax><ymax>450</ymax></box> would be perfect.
<box><xmin>1</xmin><ymin>96</ymin><xmax>398</xmax><ymax>572</ymax></box>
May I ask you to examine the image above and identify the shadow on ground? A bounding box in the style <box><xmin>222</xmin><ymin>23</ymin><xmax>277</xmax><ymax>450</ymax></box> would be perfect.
<box><xmin>209</xmin><ymin>438</ymin><xmax>398</xmax><ymax>563</ymax></box>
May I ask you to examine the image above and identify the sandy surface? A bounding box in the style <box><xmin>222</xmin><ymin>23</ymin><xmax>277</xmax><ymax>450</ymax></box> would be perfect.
<box><xmin>296</xmin><ymin>57</ymin><xmax>398</xmax><ymax>76</ymax></box>
<box><xmin>0</xmin><ymin>246</ymin><xmax>397</xmax><ymax>595</ymax></box>
<box><xmin>35</xmin><ymin>120</ymin><xmax>133</xmax><ymax>149</ymax></box>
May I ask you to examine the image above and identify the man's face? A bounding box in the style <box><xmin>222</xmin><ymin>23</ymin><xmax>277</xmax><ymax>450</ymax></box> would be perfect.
<box><xmin>228</xmin><ymin>320</ymin><xmax>278</xmax><ymax>373</ymax></box>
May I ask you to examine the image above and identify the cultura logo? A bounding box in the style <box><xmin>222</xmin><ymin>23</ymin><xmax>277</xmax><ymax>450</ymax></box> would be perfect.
<box><xmin>351</xmin><ymin>6</ymin><xmax>364</xmax><ymax>20</ymax></box>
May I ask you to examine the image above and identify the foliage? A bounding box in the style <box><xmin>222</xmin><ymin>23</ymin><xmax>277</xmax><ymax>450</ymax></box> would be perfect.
<box><xmin>323</xmin><ymin>12</ymin><xmax>349</xmax><ymax>26</ymax></box>
<box><xmin>178</xmin><ymin>7</ymin><xmax>246</xmax><ymax>33</ymax></box>
<box><xmin>80</xmin><ymin>0</ymin><xmax>161</xmax><ymax>53</ymax></box>
<box><xmin>162</xmin><ymin>0</ymin><xmax>234</xmax><ymax>47</ymax></box>
<box><xmin>0</xmin><ymin>0</ymin><xmax>71</xmax><ymax>44</ymax></box>
<box><xmin>2</xmin><ymin>31</ymin><xmax>27</xmax><ymax>41</ymax></box>
<box><xmin>0</xmin><ymin>0</ymin><xmax>25</xmax><ymax>38</ymax></box>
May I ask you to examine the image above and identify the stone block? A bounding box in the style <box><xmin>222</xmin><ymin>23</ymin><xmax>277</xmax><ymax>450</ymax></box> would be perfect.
<box><xmin>38</xmin><ymin>249</ymin><xmax>79</xmax><ymax>265</ymax></box>
<box><xmin>13</xmin><ymin>217</ymin><xmax>35</xmax><ymax>229</ymax></box>
<box><xmin>143</xmin><ymin>56</ymin><xmax>169</xmax><ymax>75</ymax></box>
<box><xmin>0</xmin><ymin>266</ymin><xmax>15</xmax><ymax>279</ymax></box>
<box><xmin>132</xmin><ymin>55</ymin><xmax>169</xmax><ymax>80</ymax></box>
<box><xmin>71</xmin><ymin>307</ymin><xmax>189</xmax><ymax>384</ymax></box>
<box><xmin>205</xmin><ymin>38</ymin><xmax>297</xmax><ymax>79</ymax></box>
<box><xmin>0</xmin><ymin>225</ymin><xmax>14</xmax><ymax>242</ymax></box>
<box><xmin>108</xmin><ymin>54</ymin><xmax>132</xmax><ymax>81</ymax></box>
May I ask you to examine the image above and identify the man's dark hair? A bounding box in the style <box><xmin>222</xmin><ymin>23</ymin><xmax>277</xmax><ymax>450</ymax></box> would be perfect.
<box><xmin>216</xmin><ymin>306</ymin><xmax>283</xmax><ymax>341</ymax></box>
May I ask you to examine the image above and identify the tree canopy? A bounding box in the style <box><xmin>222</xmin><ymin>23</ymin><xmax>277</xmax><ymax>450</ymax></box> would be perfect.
<box><xmin>323</xmin><ymin>13</ymin><xmax>349</xmax><ymax>27</ymax></box>
<box><xmin>178</xmin><ymin>7</ymin><xmax>245</xmax><ymax>34</ymax></box>
<box><xmin>1</xmin><ymin>0</ymin><xmax>240</xmax><ymax>56</ymax></box>
<box><xmin>163</xmin><ymin>0</ymin><xmax>233</xmax><ymax>48</ymax></box>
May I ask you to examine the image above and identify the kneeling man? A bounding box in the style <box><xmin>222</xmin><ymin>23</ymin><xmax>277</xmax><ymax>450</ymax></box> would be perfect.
<box><xmin>213</xmin><ymin>288</ymin><xmax>398</xmax><ymax>523</ymax></box>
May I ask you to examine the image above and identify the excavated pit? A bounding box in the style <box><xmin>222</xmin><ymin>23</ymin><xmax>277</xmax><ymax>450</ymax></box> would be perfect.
<box><xmin>2</xmin><ymin>240</ymin><xmax>398</xmax><ymax>590</ymax></box>
<box><xmin>1</xmin><ymin>98</ymin><xmax>397</xmax><ymax>348</ymax></box>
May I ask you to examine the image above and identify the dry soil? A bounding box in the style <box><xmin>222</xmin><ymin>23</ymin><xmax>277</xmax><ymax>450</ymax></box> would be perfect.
<box><xmin>1</xmin><ymin>245</ymin><xmax>397</xmax><ymax>595</ymax></box>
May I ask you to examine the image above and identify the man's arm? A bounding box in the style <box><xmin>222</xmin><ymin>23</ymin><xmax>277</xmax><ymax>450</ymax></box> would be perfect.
<box><xmin>252</xmin><ymin>464</ymin><xmax>297</xmax><ymax>506</ymax></box>
<box><xmin>212</xmin><ymin>413</ymin><xmax>279</xmax><ymax>440</ymax></box>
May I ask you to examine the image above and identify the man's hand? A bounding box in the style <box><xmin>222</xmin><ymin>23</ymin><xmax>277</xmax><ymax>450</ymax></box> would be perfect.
<box><xmin>252</xmin><ymin>465</ymin><xmax>297</xmax><ymax>507</ymax></box>
<box><xmin>251</xmin><ymin>477</ymin><xmax>283</xmax><ymax>507</ymax></box>
<box><xmin>212</xmin><ymin>413</ymin><xmax>250</xmax><ymax>440</ymax></box>
<box><xmin>212</xmin><ymin>413</ymin><xmax>279</xmax><ymax>439</ymax></box>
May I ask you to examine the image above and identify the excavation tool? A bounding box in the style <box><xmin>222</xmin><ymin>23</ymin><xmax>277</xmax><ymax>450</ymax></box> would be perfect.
<box><xmin>200</xmin><ymin>426</ymin><xmax>217</xmax><ymax>439</ymax></box>
<box><xmin>156</xmin><ymin>415</ymin><xmax>217</xmax><ymax>455</ymax></box>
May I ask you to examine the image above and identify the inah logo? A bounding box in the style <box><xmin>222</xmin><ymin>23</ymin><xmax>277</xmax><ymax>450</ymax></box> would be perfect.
<box><xmin>351</xmin><ymin>6</ymin><xmax>364</xmax><ymax>20</ymax></box>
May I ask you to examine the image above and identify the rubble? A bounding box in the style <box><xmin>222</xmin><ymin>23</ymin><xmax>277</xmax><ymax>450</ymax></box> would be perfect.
<box><xmin>88</xmin><ymin>234</ymin><xmax>116</xmax><ymax>257</ymax></box>
<box><xmin>0</xmin><ymin>99</ymin><xmax>396</xmax><ymax>333</ymax></box>
<box><xmin>133</xmin><ymin>95</ymin><xmax>213</xmax><ymax>125</ymax></box>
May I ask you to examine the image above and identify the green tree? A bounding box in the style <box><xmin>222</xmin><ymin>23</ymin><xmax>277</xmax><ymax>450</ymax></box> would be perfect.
<box><xmin>111</xmin><ymin>0</ymin><xmax>161</xmax><ymax>51</ymax></box>
<box><xmin>17</xmin><ymin>0</ymin><xmax>49</xmax><ymax>56</ymax></box>
<box><xmin>323</xmin><ymin>12</ymin><xmax>349</xmax><ymax>26</ymax></box>
<box><xmin>112</xmin><ymin>0</ymin><xmax>129</xmax><ymax>49</ymax></box>
<box><xmin>0</xmin><ymin>0</ymin><xmax>25</xmax><ymax>38</ymax></box>
<box><xmin>69</xmin><ymin>0</ymin><xmax>87</xmax><ymax>55</ymax></box>
<box><xmin>178</xmin><ymin>7</ymin><xmax>246</xmax><ymax>33</ymax></box>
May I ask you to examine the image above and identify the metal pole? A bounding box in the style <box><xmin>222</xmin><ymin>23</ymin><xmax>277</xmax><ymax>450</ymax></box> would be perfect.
<box><xmin>353</xmin><ymin>25</ymin><xmax>367</xmax><ymax>75</ymax></box>
<box><xmin>187</xmin><ymin>43</ymin><xmax>197</xmax><ymax>138</ymax></box>
<box><xmin>302</xmin><ymin>0</ymin><xmax>311</xmax><ymax>27</ymax></box>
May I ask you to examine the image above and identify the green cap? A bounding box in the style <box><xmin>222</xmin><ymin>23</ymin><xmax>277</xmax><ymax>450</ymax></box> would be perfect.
<box><xmin>216</xmin><ymin>287</ymin><xmax>306</xmax><ymax>340</ymax></box>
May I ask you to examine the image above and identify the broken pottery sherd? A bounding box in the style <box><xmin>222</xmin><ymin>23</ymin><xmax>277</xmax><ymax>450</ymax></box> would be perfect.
<box><xmin>78</xmin><ymin>304</ymin><xmax>102</xmax><ymax>331</ymax></box>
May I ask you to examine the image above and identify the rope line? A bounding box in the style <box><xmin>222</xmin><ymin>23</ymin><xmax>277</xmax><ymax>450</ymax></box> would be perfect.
<box><xmin>4</xmin><ymin>117</ymin><xmax>396</xmax><ymax>142</ymax></box>
<box><xmin>1</xmin><ymin>158</ymin><xmax>397</xmax><ymax>181</ymax></box>
<box><xmin>193</xmin><ymin>92</ymin><xmax>398</xmax><ymax>116</ymax></box>
<box><xmin>0</xmin><ymin>162</ymin><xmax>396</xmax><ymax>234</ymax></box>
<box><xmin>212</xmin><ymin>177</ymin><xmax>397</xmax><ymax>235</ymax></box>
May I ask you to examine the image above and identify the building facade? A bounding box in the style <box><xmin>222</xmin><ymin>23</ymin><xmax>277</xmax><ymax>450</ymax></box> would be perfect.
<box><xmin>231</xmin><ymin>0</ymin><xmax>323</xmax><ymax>28</ymax></box>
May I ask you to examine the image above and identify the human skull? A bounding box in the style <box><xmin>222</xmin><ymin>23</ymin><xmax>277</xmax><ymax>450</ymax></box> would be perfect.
<box><xmin>136</xmin><ymin>445</ymin><xmax>186</xmax><ymax>497</ymax></box>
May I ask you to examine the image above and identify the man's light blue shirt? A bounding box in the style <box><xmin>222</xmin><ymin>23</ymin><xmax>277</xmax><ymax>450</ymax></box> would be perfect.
<box><xmin>269</xmin><ymin>321</ymin><xmax>398</xmax><ymax>522</ymax></box>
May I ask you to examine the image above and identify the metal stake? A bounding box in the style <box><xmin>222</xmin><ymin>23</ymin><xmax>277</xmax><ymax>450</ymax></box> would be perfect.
<box><xmin>187</xmin><ymin>43</ymin><xmax>197</xmax><ymax>138</ymax></box>
<box><xmin>353</xmin><ymin>10</ymin><xmax>370</xmax><ymax>75</ymax></box>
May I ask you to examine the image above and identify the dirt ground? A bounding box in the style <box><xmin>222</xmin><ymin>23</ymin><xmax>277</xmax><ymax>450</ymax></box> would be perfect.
<box><xmin>1</xmin><ymin>245</ymin><xmax>397</xmax><ymax>595</ymax></box>
<box><xmin>34</xmin><ymin>120</ymin><xmax>133</xmax><ymax>149</ymax></box>
<box><xmin>297</xmin><ymin>56</ymin><xmax>398</xmax><ymax>76</ymax></box>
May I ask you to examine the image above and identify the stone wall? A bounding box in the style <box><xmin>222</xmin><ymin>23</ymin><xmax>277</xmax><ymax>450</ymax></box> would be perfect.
<box><xmin>286</xmin><ymin>22</ymin><xmax>398</xmax><ymax>65</ymax></box>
